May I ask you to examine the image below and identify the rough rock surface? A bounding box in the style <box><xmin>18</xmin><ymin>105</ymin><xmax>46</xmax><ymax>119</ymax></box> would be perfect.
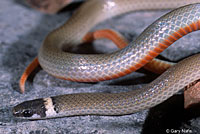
<box><xmin>1</xmin><ymin>0</ymin><xmax>200</xmax><ymax>134</ymax></box>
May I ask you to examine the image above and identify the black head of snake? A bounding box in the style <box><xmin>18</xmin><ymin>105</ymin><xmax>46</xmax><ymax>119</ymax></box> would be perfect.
<box><xmin>13</xmin><ymin>99</ymin><xmax>47</xmax><ymax>119</ymax></box>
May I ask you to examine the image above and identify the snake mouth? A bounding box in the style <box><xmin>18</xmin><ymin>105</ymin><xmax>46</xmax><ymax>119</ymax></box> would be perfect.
<box><xmin>12</xmin><ymin>104</ymin><xmax>33</xmax><ymax>118</ymax></box>
<box><xmin>12</xmin><ymin>105</ymin><xmax>32</xmax><ymax>119</ymax></box>
<box><xmin>12</xmin><ymin>106</ymin><xmax>40</xmax><ymax>120</ymax></box>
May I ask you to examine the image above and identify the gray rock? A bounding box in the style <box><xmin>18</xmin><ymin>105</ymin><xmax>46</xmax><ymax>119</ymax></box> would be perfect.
<box><xmin>0</xmin><ymin>0</ymin><xmax>200</xmax><ymax>134</ymax></box>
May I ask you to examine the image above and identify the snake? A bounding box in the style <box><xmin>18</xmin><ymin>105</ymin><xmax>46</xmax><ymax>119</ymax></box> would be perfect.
<box><xmin>12</xmin><ymin>0</ymin><xmax>200</xmax><ymax>119</ymax></box>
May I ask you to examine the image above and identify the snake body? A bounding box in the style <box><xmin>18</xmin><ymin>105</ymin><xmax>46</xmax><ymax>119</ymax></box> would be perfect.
<box><xmin>38</xmin><ymin>0</ymin><xmax>200</xmax><ymax>82</ymax></box>
<box><xmin>13</xmin><ymin>1</ymin><xmax>200</xmax><ymax>119</ymax></box>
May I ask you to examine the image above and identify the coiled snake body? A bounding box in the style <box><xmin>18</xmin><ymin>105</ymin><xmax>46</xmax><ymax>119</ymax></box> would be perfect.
<box><xmin>13</xmin><ymin>0</ymin><xmax>200</xmax><ymax>119</ymax></box>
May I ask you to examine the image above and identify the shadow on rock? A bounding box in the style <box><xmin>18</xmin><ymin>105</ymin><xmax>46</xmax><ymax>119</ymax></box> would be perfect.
<box><xmin>141</xmin><ymin>94</ymin><xmax>200</xmax><ymax>134</ymax></box>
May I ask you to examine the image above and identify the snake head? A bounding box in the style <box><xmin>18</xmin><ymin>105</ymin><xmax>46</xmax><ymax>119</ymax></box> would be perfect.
<box><xmin>12</xmin><ymin>99</ymin><xmax>47</xmax><ymax>120</ymax></box>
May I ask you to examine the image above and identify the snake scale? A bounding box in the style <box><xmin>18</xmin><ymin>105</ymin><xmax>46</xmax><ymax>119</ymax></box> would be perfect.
<box><xmin>13</xmin><ymin>0</ymin><xmax>200</xmax><ymax>119</ymax></box>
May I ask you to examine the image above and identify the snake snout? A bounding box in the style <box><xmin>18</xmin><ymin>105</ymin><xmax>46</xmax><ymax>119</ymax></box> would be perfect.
<box><xmin>12</xmin><ymin>104</ymin><xmax>24</xmax><ymax>117</ymax></box>
<box><xmin>12</xmin><ymin>99</ymin><xmax>49</xmax><ymax>119</ymax></box>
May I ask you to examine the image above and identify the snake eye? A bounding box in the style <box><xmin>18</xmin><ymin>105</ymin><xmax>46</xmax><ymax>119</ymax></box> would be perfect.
<box><xmin>23</xmin><ymin>110</ymin><xmax>33</xmax><ymax>117</ymax></box>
